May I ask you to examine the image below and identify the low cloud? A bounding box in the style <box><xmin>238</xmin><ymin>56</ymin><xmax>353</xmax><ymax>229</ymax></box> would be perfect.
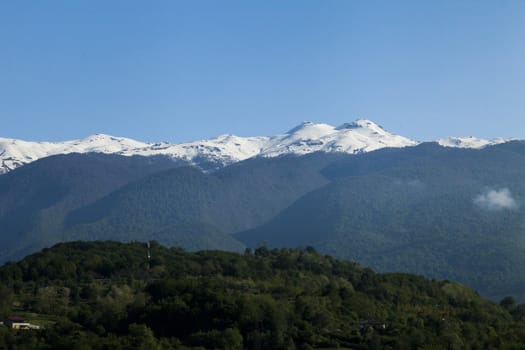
<box><xmin>474</xmin><ymin>188</ymin><xmax>518</xmax><ymax>211</ymax></box>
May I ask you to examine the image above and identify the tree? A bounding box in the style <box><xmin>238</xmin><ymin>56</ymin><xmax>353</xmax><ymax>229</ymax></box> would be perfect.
<box><xmin>0</xmin><ymin>286</ymin><xmax>13</xmax><ymax>317</ymax></box>
<box><xmin>500</xmin><ymin>296</ymin><xmax>516</xmax><ymax>311</ymax></box>
<box><xmin>127</xmin><ymin>323</ymin><xmax>160</xmax><ymax>350</ymax></box>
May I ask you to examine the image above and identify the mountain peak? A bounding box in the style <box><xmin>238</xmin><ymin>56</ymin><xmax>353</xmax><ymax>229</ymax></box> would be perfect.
<box><xmin>82</xmin><ymin>133</ymin><xmax>116</xmax><ymax>141</ymax></box>
<box><xmin>336</xmin><ymin>119</ymin><xmax>384</xmax><ymax>131</ymax></box>
<box><xmin>286</xmin><ymin>121</ymin><xmax>318</xmax><ymax>134</ymax></box>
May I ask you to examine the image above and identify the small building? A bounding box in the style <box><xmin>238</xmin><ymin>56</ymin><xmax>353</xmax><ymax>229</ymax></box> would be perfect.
<box><xmin>5</xmin><ymin>317</ymin><xmax>31</xmax><ymax>330</ymax></box>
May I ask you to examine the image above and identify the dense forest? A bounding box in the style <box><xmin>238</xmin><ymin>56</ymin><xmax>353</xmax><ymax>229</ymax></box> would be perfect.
<box><xmin>1</xmin><ymin>241</ymin><xmax>525</xmax><ymax>349</ymax></box>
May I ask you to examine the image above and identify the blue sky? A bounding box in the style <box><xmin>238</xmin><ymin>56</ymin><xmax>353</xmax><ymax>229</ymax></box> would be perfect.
<box><xmin>1</xmin><ymin>1</ymin><xmax>524</xmax><ymax>142</ymax></box>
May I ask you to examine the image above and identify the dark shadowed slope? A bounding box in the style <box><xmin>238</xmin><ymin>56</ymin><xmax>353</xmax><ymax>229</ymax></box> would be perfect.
<box><xmin>0</xmin><ymin>153</ymin><xmax>185</xmax><ymax>262</ymax></box>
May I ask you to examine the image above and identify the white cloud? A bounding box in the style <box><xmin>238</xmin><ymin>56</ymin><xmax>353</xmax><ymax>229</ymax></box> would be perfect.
<box><xmin>474</xmin><ymin>188</ymin><xmax>518</xmax><ymax>211</ymax></box>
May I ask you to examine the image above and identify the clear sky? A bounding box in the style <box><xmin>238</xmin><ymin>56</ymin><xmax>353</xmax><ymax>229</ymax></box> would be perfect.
<box><xmin>1</xmin><ymin>0</ymin><xmax>524</xmax><ymax>143</ymax></box>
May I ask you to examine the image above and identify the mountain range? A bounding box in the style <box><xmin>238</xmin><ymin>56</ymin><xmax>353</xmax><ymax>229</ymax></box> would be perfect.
<box><xmin>1</xmin><ymin>119</ymin><xmax>525</xmax><ymax>302</ymax></box>
<box><xmin>0</xmin><ymin>119</ymin><xmax>513</xmax><ymax>174</ymax></box>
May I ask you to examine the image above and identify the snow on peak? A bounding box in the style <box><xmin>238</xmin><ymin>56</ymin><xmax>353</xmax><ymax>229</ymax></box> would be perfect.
<box><xmin>260</xmin><ymin>119</ymin><xmax>416</xmax><ymax>157</ymax></box>
<box><xmin>0</xmin><ymin>120</ymin><xmax>417</xmax><ymax>173</ymax></box>
<box><xmin>437</xmin><ymin>136</ymin><xmax>515</xmax><ymax>149</ymax></box>
<box><xmin>1</xmin><ymin>119</ymin><xmax>519</xmax><ymax>174</ymax></box>
<box><xmin>285</xmin><ymin>122</ymin><xmax>335</xmax><ymax>138</ymax></box>
<box><xmin>286</xmin><ymin>121</ymin><xmax>326</xmax><ymax>134</ymax></box>
<box><xmin>336</xmin><ymin>119</ymin><xmax>383</xmax><ymax>131</ymax></box>
<box><xmin>0</xmin><ymin>135</ymin><xmax>149</xmax><ymax>174</ymax></box>
<box><xmin>122</xmin><ymin>133</ymin><xmax>268</xmax><ymax>166</ymax></box>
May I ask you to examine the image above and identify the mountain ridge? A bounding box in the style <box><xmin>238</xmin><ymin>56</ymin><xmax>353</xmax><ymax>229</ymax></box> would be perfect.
<box><xmin>1</xmin><ymin>119</ymin><xmax>514</xmax><ymax>174</ymax></box>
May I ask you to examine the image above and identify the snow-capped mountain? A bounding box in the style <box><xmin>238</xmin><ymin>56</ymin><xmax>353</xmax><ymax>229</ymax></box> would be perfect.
<box><xmin>0</xmin><ymin>134</ymin><xmax>149</xmax><ymax>174</ymax></box>
<box><xmin>436</xmin><ymin>136</ymin><xmax>515</xmax><ymax>149</ymax></box>
<box><xmin>259</xmin><ymin>119</ymin><xmax>417</xmax><ymax>157</ymax></box>
<box><xmin>121</xmin><ymin>119</ymin><xmax>417</xmax><ymax>163</ymax></box>
<box><xmin>0</xmin><ymin>119</ymin><xmax>516</xmax><ymax>174</ymax></box>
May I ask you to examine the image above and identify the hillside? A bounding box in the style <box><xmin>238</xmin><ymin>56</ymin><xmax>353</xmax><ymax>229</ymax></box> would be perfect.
<box><xmin>0</xmin><ymin>152</ymin><xmax>336</xmax><ymax>263</ymax></box>
<box><xmin>0</xmin><ymin>153</ymin><xmax>185</xmax><ymax>262</ymax></box>
<box><xmin>1</xmin><ymin>241</ymin><xmax>525</xmax><ymax>349</ymax></box>
<box><xmin>236</xmin><ymin>142</ymin><xmax>525</xmax><ymax>301</ymax></box>
<box><xmin>62</xmin><ymin>154</ymin><xmax>334</xmax><ymax>250</ymax></box>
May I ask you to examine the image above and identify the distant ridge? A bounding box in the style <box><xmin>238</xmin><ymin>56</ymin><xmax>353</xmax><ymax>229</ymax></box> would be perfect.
<box><xmin>0</xmin><ymin>119</ymin><xmax>516</xmax><ymax>174</ymax></box>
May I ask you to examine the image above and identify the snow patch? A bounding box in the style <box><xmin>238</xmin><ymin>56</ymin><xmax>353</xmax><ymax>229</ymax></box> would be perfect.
<box><xmin>437</xmin><ymin>136</ymin><xmax>515</xmax><ymax>149</ymax></box>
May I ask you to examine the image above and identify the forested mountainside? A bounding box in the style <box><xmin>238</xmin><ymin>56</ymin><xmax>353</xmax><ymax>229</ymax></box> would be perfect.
<box><xmin>4</xmin><ymin>142</ymin><xmax>525</xmax><ymax>302</ymax></box>
<box><xmin>236</xmin><ymin>142</ymin><xmax>525</xmax><ymax>301</ymax></box>
<box><xmin>0</xmin><ymin>153</ymin><xmax>187</xmax><ymax>263</ymax></box>
<box><xmin>63</xmin><ymin>153</ymin><xmax>334</xmax><ymax>249</ymax></box>
<box><xmin>0</xmin><ymin>152</ymin><xmax>336</xmax><ymax>263</ymax></box>
<box><xmin>1</xmin><ymin>241</ymin><xmax>525</xmax><ymax>349</ymax></box>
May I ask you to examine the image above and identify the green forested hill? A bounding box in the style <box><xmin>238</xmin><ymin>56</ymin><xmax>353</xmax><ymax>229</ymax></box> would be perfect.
<box><xmin>1</xmin><ymin>241</ymin><xmax>525</xmax><ymax>349</ymax></box>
